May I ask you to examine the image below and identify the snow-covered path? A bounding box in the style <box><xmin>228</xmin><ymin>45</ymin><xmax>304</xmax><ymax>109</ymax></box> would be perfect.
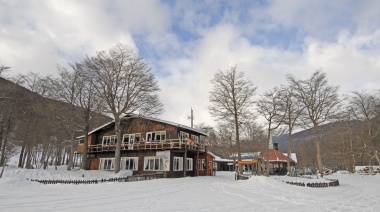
<box><xmin>0</xmin><ymin>167</ymin><xmax>379</xmax><ymax>212</ymax></box>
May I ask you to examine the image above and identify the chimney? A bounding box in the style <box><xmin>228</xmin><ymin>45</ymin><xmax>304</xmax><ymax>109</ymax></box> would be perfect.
<box><xmin>273</xmin><ymin>142</ymin><xmax>278</xmax><ymax>151</ymax></box>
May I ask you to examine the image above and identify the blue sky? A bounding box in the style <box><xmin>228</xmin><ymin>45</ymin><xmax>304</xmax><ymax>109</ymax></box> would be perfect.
<box><xmin>1</xmin><ymin>0</ymin><xmax>380</xmax><ymax>126</ymax></box>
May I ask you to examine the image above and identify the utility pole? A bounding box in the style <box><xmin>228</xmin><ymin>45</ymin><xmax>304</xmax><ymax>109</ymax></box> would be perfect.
<box><xmin>187</xmin><ymin>107</ymin><xmax>194</xmax><ymax>128</ymax></box>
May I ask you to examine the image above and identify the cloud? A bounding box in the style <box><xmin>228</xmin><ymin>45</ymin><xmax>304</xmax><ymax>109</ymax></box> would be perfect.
<box><xmin>1</xmin><ymin>0</ymin><xmax>380</xmax><ymax>128</ymax></box>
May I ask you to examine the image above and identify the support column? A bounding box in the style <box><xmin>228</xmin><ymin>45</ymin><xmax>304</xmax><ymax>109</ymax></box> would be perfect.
<box><xmin>205</xmin><ymin>146</ymin><xmax>208</xmax><ymax>176</ymax></box>
<box><xmin>184</xmin><ymin>142</ymin><xmax>187</xmax><ymax>177</ymax></box>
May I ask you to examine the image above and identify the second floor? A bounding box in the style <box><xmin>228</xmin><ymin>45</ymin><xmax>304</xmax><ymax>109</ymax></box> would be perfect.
<box><xmin>77</xmin><ymin>115</ymin><xmax>208</xmax><ymax>154</ymax></box>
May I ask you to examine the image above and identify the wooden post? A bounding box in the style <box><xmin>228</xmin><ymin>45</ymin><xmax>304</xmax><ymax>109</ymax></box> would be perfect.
<box><xmin>205</xmin><ymin>146</ymin><xmax>208</xmax><ymax>176</ymax></box>
<box><xmin>184</xmin><ymin>140</ymin><xmax>187</xmax><ymax>177</ymax></box>
<box><xmin>196</xmin><ymin>149</ymin><xmax>199</xmax><ymax>176</ymax></box>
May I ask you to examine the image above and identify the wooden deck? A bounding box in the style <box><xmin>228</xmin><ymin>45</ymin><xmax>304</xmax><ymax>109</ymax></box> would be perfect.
<box><xmin>88</xmin><ymin>139</ymin><xmax>206</xmax><ymax>153</ymax></box>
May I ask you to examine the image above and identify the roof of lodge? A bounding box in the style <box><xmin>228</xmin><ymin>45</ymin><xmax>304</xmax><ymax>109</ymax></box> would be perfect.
<box><xmin>78</xmin><ymin>114</ymin><xmax>208</xmax><ymax>138</ymax></box>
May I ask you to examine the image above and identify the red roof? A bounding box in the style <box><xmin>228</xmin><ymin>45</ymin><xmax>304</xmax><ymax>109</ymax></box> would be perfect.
<box><xmin>262</xmin><ymin>149</ymin><xmax>295</xmax><ymax>163</ymax></box>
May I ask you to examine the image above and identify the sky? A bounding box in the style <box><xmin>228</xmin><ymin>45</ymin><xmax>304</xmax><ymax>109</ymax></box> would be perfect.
<box><xmin>1</xmin><ymin>0</ymin><xmax>380</xmax><ymax>127</ymax></box>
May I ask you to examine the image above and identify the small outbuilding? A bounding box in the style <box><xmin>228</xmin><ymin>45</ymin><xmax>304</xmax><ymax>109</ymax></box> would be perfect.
<box><xmin>261</xmin><ymin>148</ymin><xmax>296</xmax><ymax>175</ymax></box>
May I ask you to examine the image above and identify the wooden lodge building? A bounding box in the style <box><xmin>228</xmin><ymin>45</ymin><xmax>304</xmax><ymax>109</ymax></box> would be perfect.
<box><xmin>76</xmin><ymin>114</ymin><xmax>214</xmax><ymax>178</ymax></box>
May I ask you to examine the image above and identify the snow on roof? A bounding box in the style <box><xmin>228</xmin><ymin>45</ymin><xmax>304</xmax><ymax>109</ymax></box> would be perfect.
<box><xmin>215</xmin><ymin>158</ymin><xmax>234</xmax><ymax>163</ymax></box>
<box><xmin>77</xmin><ymin>114</ymin><xmax>208</xmax><ymax>138</ymax></box>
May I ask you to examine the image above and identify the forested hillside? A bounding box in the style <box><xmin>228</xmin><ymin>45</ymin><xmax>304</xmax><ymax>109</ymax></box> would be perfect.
<box><xmin>0</xmin><ymin>76</ymin><xmax>111</xmax><ymax>169</ymax></box>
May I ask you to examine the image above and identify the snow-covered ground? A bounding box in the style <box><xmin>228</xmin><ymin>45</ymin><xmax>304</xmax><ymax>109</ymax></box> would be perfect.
<box><xmin>1</xmin><ymin>166</ymin><xmax>379</xmax><ymax>212</ymax></box>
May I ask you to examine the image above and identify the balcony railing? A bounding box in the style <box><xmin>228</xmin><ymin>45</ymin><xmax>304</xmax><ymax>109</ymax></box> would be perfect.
<box><xmin>87</xmin><ymin>139</ymin><xmax>206</xmax><ymax>153</ymax></box>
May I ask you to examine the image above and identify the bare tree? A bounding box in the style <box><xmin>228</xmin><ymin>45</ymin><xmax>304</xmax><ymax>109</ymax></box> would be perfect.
<box><xmin>278</xmin><ymin>85</ymin><xmax>304</xmax><ymax>175</ymax></box>
<box><xmin>83</xmin><ymin>43</ymin><xmax>163</xmax><ymax>173</ymax></box>
<box><xmin>215</xmin><ymin>122</ymin><xmax>236</xmax><ymax>160</ymax></box>
<box><xmin>256</xmin><ymin>87</ymin><xmax>286</xmax><ymax>176</ymax></box>
<box><xmin>209</xmin><ymin>66</ymin><xmax>256</xmax><ymax>174</ymax></box>
<box><xmin>73</xmin><ymin>63</ymin><xmax>105</xmax><ymax>170</ymax></box>
<box><xmin>348</xmin><ymin>90</ymin><xmax>380</xmax><ymax>166</ymax></box>
<box><xmin>240</xmin><ymin>116</ymin><xmax>265</xmax><ymax>153</ymax></box>
<box><xmin>53</xmin><ymin>66</ymin><xmax>80</xmax><ymax>171</ymax></box>
<box><xmin>287</xmin><ymin>70</ymin><xmax>340</xmax><ymax>177</ymax></box>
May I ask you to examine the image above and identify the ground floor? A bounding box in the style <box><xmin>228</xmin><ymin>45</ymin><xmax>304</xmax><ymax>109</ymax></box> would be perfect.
<box><xmin>238</xmin><ymin>159</ymin><xmax>296</xmax><ymax>176</ymax></box>
<box><xmin>83</xmin><ymin>150</ymin><xmax>214</xmax><ymax>178</ymax></box>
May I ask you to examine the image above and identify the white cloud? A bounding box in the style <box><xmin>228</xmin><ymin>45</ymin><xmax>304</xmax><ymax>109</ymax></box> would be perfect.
<box><xmin>1</xmin><ymin>0</ymin><xmax>380</xmax><ymax>128</ymax></box>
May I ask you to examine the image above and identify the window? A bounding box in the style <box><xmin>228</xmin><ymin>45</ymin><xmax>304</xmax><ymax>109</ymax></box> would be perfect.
<box><xmin>123</xmin><ymin>133</ymin><xmax>141</xmax><ymax>149</ymax></box>
<box><xmin>191</xmin><ymin>135</ymin><xmax>199</xmax><ymax>143</ymax></box>
<box><xmin>78</xmin><ymin>139</ymin><xmax>84</xmax><ymax>144</ymax></box>
<box><xmin>173</xmin><ymin>157</ymin><xmax>183</xmax><ymax>171</ymax></box>
<box><xmin>102</xmin><ymin>135</ymin><xmax>116</xmax><ymax>146</ymax></box>
<box><xmin>99</xmin><ymin>158</ymin><xmax>115</xmax><ymax>170</ymax></box>
<box><xmin>144</xmin><ymin>156</ymin><xmax>164</xmax><ymax>171</ymax></box>
<box><xmin>156</xmin><ymin>131</ymin><xmax>166</xmax><ymax>141</ymax></box>
<box><xmin>180</xmin><ymin>131</ymin><xmax>189</xmax><ymax>140</ymax></box>
<box><xmin>197</xmin><ymin>159</ymin><xmax>205</xmax><ymax>170</ymax></box>
<box><xmin>187</xmin><ymin>158</ymin><xmax>193</xmax><ymax>171</ymax></box>
<box><xmin>121</xmin><ymin>157</ymin><xmax>138</xmax><ymax>171</ymax></box>
<box><xmin>146</xmin><ymin>131</ymin><xmax>166</xmax><ymax>143</ymax></box>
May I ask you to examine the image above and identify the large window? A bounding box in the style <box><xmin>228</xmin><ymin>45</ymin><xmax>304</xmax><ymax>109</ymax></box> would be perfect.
<box><xmin>173</xmin><ymin>157</ymin><xmax>183</xmax><ymax>171</ymax></box>
<box><xmin>99</xmin><ymin>158</ymin><xmax>115</xmax><ymax>170</ymax></box>
<box><xmin>123</xmin><ymin>133</ymin><xmax>141</xmax><ymax>149</ymax></box>
<box><xmin>187</xmin><ymin>158</ymin><xmax>193</xmax><ymax>171</ymax></box>
<box><xmin>146</xmin><ymin>131</ymin><xmax>166</xmax><ymax>143</ymax></box>
<box><xmin>121</xmin><ymin>157</ymin><xmax>138</xmax><ymax>171</ymax></box>
<box><xmin>144</xmin><ymin>156</ymin><xmax>164</xmax><ymax>171</ymax></box>
<box><xmin>102</xmin><ymin>135</ymin><xmax>117</xmax><ymax>145</ymax></box>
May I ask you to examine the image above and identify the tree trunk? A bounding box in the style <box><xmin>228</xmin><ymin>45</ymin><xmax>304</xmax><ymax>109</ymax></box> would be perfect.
<box><xmin>114</xmin><ymin>116</ymin><xmax>121</xmax><ymax>173</ymax></box>
<box><xmin>0</xmin><ymin>115</ymin><xmax>11</xmax><ymax>167</ymax></box>
<box><xmin>287</xmin><ymin>129</ymin><xmax>293</xmax><ymax>176</ymax></box>
<box><xmin>25</xmin><ymin>144</ymin><xmax>32</xmax><ymax>169</ymax></box>
<box><xmin>0</xmin><ymin>160</ymin><xmax>6</xmax><ymax>178</ymax></box>
<box><xmin>265</xmin><ymin>127</ymin><xmax>271</xmax><ymax>177</ymax></box>
<box><xmin>314</xmin><ymin>124</ymin><xmax>324</xmax><ymax>178</ymax></box>
<box><xmin>81</xmin><ymin>122</ymin><xmax>90</xmax><ymax>170</ymax></box>
<box><xmin>234</xmin><ymin>113</ymin><xmax>242</xmax><ymax>175</ymax></box>
<box><xmin>18</xmin><ymin>144</ymin><xmax>26</xmax><ymax>168</ymax></box>
<box><xmin>374</xmin><ymin>150</ymin><xmax>380</xmax><ymax>166</ymax></box>
<box><xmin>349</xmin><ymin>127</ymin><xmax>356</xmax><ymax>173</ymax></box>
<box><xmin>67</xmin><ymin>131</ymin><xmax>75</xmax><ymax>171</ymax></box>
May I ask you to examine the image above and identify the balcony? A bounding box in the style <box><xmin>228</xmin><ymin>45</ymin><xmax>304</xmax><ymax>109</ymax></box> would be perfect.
<box><xmin>87</xmin><ymin>139</ymin><xmax>206</xmax><ymax>153</ymax></box>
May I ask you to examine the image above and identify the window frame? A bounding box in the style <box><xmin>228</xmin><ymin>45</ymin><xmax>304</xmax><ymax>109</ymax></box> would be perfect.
<box><xmin>197</xmin><ymin>159</ymin><xmax>205</xmax><ymax>170</ymax></box>
<box><xmin>191</xmin><ymin>135</ymin><xmax>199</xmax><ymax>143</ymax></box>
<box><xmin>173</xmin><ymin>157</ymin><xmax>183</xmax><ymax>171</ymax></box>
<box><xmin>186</xmin><ymin>158</ymin><xmax>193</xmax><ymax>171</ymax></box>
<box><xmin>102</xmin><ymin>135</ymin><xmax>117</xmax><ymax>146</ymax></box>
<box><xmin>121</xmin><ymin>157</ymin><xmax>139</xmax><ymax>171</ymax></box>
<box><xmin>99</xmin><ymin>158</ymin><xmax>115</xmax><ymax>171</ymax></box>
<box><xmin>122</xmin><ymin>133</ymin><xmax>141</xmax><ymax>149</ymax></box>
<box><xmin>180</xmin><ymin>131</ymin><xmax>189</xmax><ymax>140</ymax></box>
<box><xmin>146</xmin><ymin>131</ymin><xmax>166</xmax><ymax>143</ymax></box>
<box><xmin>144</xmin><ymin>156</ymin><xmax>164</xmax><ymax>171</ymax></box>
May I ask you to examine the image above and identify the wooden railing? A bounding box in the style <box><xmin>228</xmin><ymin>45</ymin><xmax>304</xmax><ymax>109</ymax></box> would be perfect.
<box><xmin>88</xmin><ymin>139</ymin><xmax>206</xmax><ymax>153</ymax></box>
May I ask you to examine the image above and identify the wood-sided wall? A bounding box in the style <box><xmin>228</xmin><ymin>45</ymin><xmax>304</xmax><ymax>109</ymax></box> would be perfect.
<box><xmin>76</xmin><ymin>134</ymin><xmax>96</xmax><ymax>154</ymax></box>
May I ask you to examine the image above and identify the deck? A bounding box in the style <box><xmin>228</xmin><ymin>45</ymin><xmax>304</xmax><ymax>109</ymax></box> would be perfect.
<box><xmin>87</xmin><ymin>139</ymin><xmax>206</xmax><ymax>153</ymax></box>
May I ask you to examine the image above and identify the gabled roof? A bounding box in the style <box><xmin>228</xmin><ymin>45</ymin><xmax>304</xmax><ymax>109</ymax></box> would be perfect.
<box><xmin>262</xmin><ymin>149</ymin><xmax>295</xmax><ymax>163</ymax></box>
<box><xmin>77</xmin><ymin>114</ymin><xmax>208</xmax><ymax>138</ymax></box>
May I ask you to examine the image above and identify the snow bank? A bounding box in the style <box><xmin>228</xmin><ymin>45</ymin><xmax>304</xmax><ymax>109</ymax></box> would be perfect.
<box><xmin>1</xmin><ymin>168</ymin><xmax>380</xmax><ymax>211</ymax></box>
